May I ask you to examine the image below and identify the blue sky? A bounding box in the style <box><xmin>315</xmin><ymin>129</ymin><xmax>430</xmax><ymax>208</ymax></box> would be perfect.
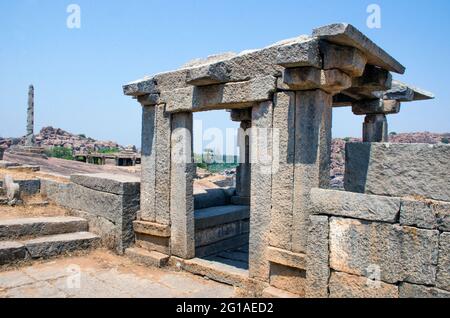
<box><xmin>1</xmin><ymin>0</ymin><xmax>449</xmax><ymax>153</ymax></box>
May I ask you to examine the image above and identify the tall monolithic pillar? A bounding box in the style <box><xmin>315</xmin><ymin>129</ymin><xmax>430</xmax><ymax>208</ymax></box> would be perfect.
<box><xmin>236</xmin><ymin>120</ymin><xmax>251</xmax><ymax>200</ymax></box>
<box><xmin>292</xmin><ymin>90</ymin><xmax>333</xmax><ymax>253</ymax></box>
<box><xmin>249</xmin><ymin>100</ymin><xmax>274</xmax><ymax>281</ymax></box>
<box><xmin>25</xmin><ymin>85</ymin><xmax>35</xmax><ymax>147</ymax></box>
<box><xmin>170</xmin><ymin>112</ymin><xmax>195</xmax><ymax>259</ymax></box>
<box><xmin>140</xmin><ymin>105</ymin><xmax>157</xmax><ymax>222</ymax></box>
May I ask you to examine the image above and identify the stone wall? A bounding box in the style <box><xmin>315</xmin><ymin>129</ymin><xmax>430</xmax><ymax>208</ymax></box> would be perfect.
<box><xmin>306</xmin><ymin>143</ymin><xmax>450</xmax><ymax>298</ymax></box>
<box><xmin>41</xmin><ymin>173</ymin><xmax>140</xmax><ymax>254</ymax></box>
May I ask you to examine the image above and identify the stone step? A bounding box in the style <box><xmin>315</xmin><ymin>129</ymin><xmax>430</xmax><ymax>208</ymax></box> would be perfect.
<box><xmin>0</xmin><ymin>241</ymin><xmax>28</xmax><ymax>265</ymax></box>
<box><xmin>0</xmin><ymin>217</ymin><xmax>88</xmax><ymax>240</ymax></box>
<box><xmin>125</xmin><ymin>247</ymin><xmax>169</xmax><ymax>268</ymax></box>
<box><xmin>24</xmin><ymin>232</ymin><xmax>100</xmax><ymax>259</ymax></box>
<box><xmin>262</xmin><ymin>286</ymin><xmax>301</xmax><ymax>298</ymax></box>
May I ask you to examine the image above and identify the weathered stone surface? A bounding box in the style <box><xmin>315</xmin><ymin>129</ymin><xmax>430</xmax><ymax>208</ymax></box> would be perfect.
<box><xmin>16</xmin><ymin>179</ymin><xmax>40</xmax><ymax>196</ymax></box>
<box><xmin>125</xmin><ymin>247</ymin><xmax>169</xmax><ymax>268</ymax></box>
<box><xmin>352</xmin><ymin>99</ymin><xmax>400</xmax><ymax>115</ymax></box>
<box><xmin>133</xmin><ymin>220</ymin><xmax>171</xmax><ymax>238</ymax></box>
<box><xmin>195</xmin><ymin>221</ymin><xmax>247</xmax><ymax>248</ymax></box>
<box><xmin>0</xmin><ymin>241</ymin><xmax>28</xmax><ymax>265</ymax></box>
<box><xmin>196</xmin><ymin>233</ymin><xmax>248</xmax><ymax>258</ymax></box>
<box><xmin>187</xmin><ymin>36</ymin><xmax>319</xmax><ymax>86</ymax></box>
<box><xmin>344</xmin><ymin>143</ymin><xmax>450</xmax><ymax>202</ymax></box>
<box><xmin>170</xmin><ymin>112</ymin><xmax>195</xmax><ymax>259</ymax></box>
<box><xmin>329</xmin><ymin>271</ymin><xmax>398</xmax><ymax>298</ymax></box>
<box><xmin>310</xmin><ymin>188</ymin><xmax>400</xmax><ymax>223</ymax></box>
<box><xmin>363</xmin><ymin>114</ymin><xmax>388</xmax><ymax>142</ymax></box>
<box><xmin>270</xmin><ymin>92</ymin><xmax>295</xmax><ymax>250</ymax></box>
<box><xmin>400</xmin><ymin>198</ymin><xmax>438</xmax><ymax>230</ymax></box>
<box><xmin>194</xmin><ymin>188</ymin><xmax>231</xmax><ymax>210</ymax></box>
<box><xmin>313</xmin><ymin>23</ymin><xmax>405</xmax><ymax>74</ymax></box>
<box><xmin>162</xmin><ymin>76</ymin><xmax>276</xmax><ymax>113</ymax></box>
<box><xmin>306</xmin><ymin>215</ymin><xmax>330</xmax><ymax>298</ymax></box>
<box><xmin>140</xmin><ymin>105</ymin><xmax>157</xmax><ymax>221</ymax></box>
<box><xmin>24</xmin><ymin>232</ymin><xmax>100</xmax><ymax>259</ymax></box>
<box><xmin>437</xmin><ymin>233</ymin><xmax>450</xmax><ymax>291</ymax></box>
<box><xmin>195</xmin><ymin>205</ymin><xmax>249</xmax><ymax>230</ymax></box>
<box><xmin>154</xmin><ymin>105</ymin><xmax>172</xmax><ymax>225</ymax></box>
<box><xmin>70</xmin><ymin>173</ymin><xmax>140</xmax><ymax>195</ymax></box>
<box><xmin>267</xmin><ymin>247</ymin><xmax>306</xmax><ymax>270</ymax></box>
<box><xmin>399</xmin><ymin>283</ymin><xmax>450</xmax><ymax>298</ymax></box>
<box><xmin>270</xmin><ymin>263</ymin><xmax>306</xmax><ymax>296</ymax></box>
<box><xmin>276</xmin><ymin>37</ymin><xmax>321</xmax><ymax>68</ymax></box>
<box><xmin>384</xmin><ymin>80</ymin><xmax>435</xmax><ymax>102</ymax></box>
<box><xmin>0</xmin><ymin>217</ymin><xmax>88</xmax><ymax>239</ymax></box>
<box><xmin>344</xmin><ymin>64</ymin><xmax>392</xmax><ymax>100</ymax></box>
<box><xmin>320</xmin><ymin>69</ymin><xmax>352</xmax><ymax>94</ymax></box>
<box><xmin>136</xmin><ymin>233</ymin><xmax>170</xmax><ymax>255</ymax></box>
<box><xmin>329</xmin><ymin>217</ymin><xmax>439</xmax><ymax>285</ymax></box>
<box><xmin>281</xmin><ymin>67</ymin><xmax>321</xmax><ymax>90</ymax></box>
<box><xmin>262</xmin><ymin>286</ymin><xmax>300</xmax><ymax>298</ymax></box>
<box><xmin>3</xmin><ymin>175</ymin><xmax>20</xmax><ymax>204</ymax></box>
<box><xmin>321</xmin><ymin>42</ymin><xmax>367</xmax><ymax>77</ymax></box>
<box><xmin>249</xmin><ymin>101</ymin><xmax>273</xmax><ymax>281</ymax></box>
<box><xmin>436</xmin><ymin>202</ymin><xmax>450</xmax><ymax>232</ymax></box>
<box><xmin>123</xmin><ymin>77</ymin><xmax>157</xmax><ymax>96</ymax></box>
<box><xmin>292</xmin><ymin>90</ymin><xmax>332</xmax><ymax>253</ymax></box>
<box><xmin>137</xmin><ymin>94</ymin><xmax>160</xmax><ymax>106</ymax></box>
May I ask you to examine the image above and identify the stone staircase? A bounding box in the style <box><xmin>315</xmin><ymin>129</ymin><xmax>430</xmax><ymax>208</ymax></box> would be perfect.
<box><xmin>0</xmin><ymin>216</ymin><xmax>100</xmax><ymax>265</ymax></box>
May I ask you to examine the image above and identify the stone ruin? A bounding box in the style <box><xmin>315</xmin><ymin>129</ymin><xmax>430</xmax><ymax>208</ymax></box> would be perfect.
<box><xmin>3</xmin><ymin>23</ymin><xmax>447</xmax><ymax>298</ymax></box>
<box><xmin>118</xmin><ymin>23</ymin><xmax>449</xmax><ymax>297</ymax></box>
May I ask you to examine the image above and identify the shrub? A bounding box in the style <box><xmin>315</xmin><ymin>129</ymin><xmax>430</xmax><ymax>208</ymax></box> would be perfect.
<box><xmin>442</xmin><ymin>137</ymin><xmax>449</xmax><ymax>144</ymax></box>
<box><xmin>97</xmin><ymin>147</ymin><xmax>120</xmax><ymax>154</ymax></box>
<box><xmin>45</xmin><ymin>147</ymin><xmax>74</xmax><ymax>160</ymax></box>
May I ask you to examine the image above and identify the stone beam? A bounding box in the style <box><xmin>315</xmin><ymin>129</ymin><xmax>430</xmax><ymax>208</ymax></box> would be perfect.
<box><xmin>161</xmin><ymin>76</ymin><xmax>276</xmax><ymax>113</ymax></box>
<box><xmin>384</xmin><ymin>80</ymin><xmax>435</xmax><ymax>102</ymax></box>
<box><xmin>279</xmin><ymin>67</ymin><xmax>352</xmax><ymax>94</ymax></box>
<box><xmin>313</xmin><ymin>23</ymin><xmax>406</xmax><ymax>74</ymax></box>
<box><xmin>344</xmin><ymin>64</ymin><xmax>393</xmax><ymax>99</ymax></box>
<box><xmin>352</xmin><ymin>99</ymin><xmax>400</xmax><ymax>115</ymax></box>
<box><xmin>186</xmin><ymin>37</ymin><xmax>321</xmax><ymax>86</ymax></box>
<box><xmin>321</xmin><ymin>42</ymin><xmax>367</xmax><ymax>77</ymax></box>
<box><xmin>229</xmin><ymin>108</ymin><xmax>252</xmax><ymax>122</ymax></box>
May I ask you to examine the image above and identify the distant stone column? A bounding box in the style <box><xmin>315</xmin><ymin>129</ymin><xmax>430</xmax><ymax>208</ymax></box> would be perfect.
<box><xmin>25</xmin><ymin>85</ymin><xmax>35</xmax><ymax>147</ymax></box>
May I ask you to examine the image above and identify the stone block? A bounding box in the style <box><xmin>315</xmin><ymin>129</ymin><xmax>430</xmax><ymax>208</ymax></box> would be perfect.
<box><xmin>137</xmin><ymin>93</ymin><xmax>160</xmax><ymax>106</ymax></box>
<box><xmin>281</xmin><ymin>67</ymin><xmax>321</xmax><ymax>90</ymax></box>
<box><xmin>437</xmin><ymin>233</ymin><xmax>450</xmax><ymax>291</ymax></box>
<box><xmin>195</xmin><ymin>233</ymin><xmax>249</xmax><ymax>258</ymax></box>
<box><xmin>329</xmin><ymin>271</ymin><xmax>398</xmax><ymax>298</ymax></box>
<box><xmin>136</xmin><ymin>233</ymin><xmax>170</xmax><ymax>255</ymax></box>
<box><xmin>229</xmin><ymin>108</ymin><xmax>252</xmax><ymax>122</ymax></box>
<box><xmin>320</xmin><ymin>69</ymin><xmax>352</xmax><ymax>94</ymax></box>
<box><xmin>125</xmin><ymin>247</ymin><xmax>169</xmax><ymax>268</ymax></box>
<box><xmin>0</xmin><ymin>241</ymin><xmax>29</xmax><ymax>265</ymax></box>
<box><xmin>262</xmin><ymin>286</ymin><xmax>300</xmax><ymax>298</ymax></box>
<box><xmin>162</xmin><ymin>76</ymin><xmax>276</xmax><ymax>113</ymax></box>
<box><xmin>344</xmin><ymin>143</ymin><xmax>450</xmax><ymax>202</ymax></box>
<box><xmin>352</xmin><ymin>99</ymin><xmax>400</xmax><ymax>115</ymax></box>
<box><xmin>16</xmin><ymin>179</ymin><xmax>41</xmax><ymax>196</ymax></box>
<box><xmin>267</xmin><ymin>246</ymin><xmax>306</xmax><ymax>270</ymax></box>
<box><xmin>363</xmin><ymin>114</ymin><xmax>388</xmax><ymax>142</ymax></box>
<box><xmin>313</xmin><ymin>23</ymin><xmax>405</xmax><ymax>74</ymax></box>
<box><xmin>400</xmin><ymin>198</ymin><xmax>438</xmax><ymax>230</ymax></box>
<box><xmin>70</xmin><ymin>173</ymin><xmax>140</xmax><ymax>195</ymax></box>
<box><xmin>133</xmin><ymin>220</ymin><xmax>171</xmax><ymax>238</ymax></box>
<box><xmin>399</xmin><ymin>283</ymin><xmax>450</xmax><ymax>298</ymax></box>
<box><xmin>321</xmin><ymin>42</ymin><xmax>367</xmax><ymax>77</ymax></box>
<box><xmin>195</xmin><ymin>221</ymin><xmax>247</xmax><ymax>248</ymax></box>
<box><xmin>276</xmin><ymin>37</ymin><xmax>322</xmax><ymax>68</ymax></box>
<box><xmin>329</xmin><ymin>217</ymin><xmax>439</xmax><ymax>285</ymax></box>
<box><xmin>306</xmin><ymin>215</ymin><xmax>330</xmax><ymax>298</ymax></box>
<box><xmin>270</xmin><ymin>263</ymin><xmax>306</xmax><ymax>296</ymax></box>
<box><xmin>310</xmin><ymin>188</ymin><xmax>400</xmax><ymax>223</ymax></box>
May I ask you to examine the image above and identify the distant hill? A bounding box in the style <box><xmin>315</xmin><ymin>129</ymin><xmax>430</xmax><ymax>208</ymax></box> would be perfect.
<box><xmin>0</xmin><ymin>126</ymin><xmax>125</xmax><ymax>153</ymax></box>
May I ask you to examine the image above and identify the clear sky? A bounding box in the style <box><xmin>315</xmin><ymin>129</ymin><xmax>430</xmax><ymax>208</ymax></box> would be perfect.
<box><xmin>1</xmin><ymin>0</ymin><xmax>449</xmax><ymax>153</ymax></box>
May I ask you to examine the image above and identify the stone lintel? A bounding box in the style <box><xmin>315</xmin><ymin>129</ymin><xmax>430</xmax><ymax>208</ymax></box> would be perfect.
<box><xmin>352</xmin><ymin>99</ymin><xmax>400</xmax><ymax>115</ymax></box>
<box><xmin>133</xmin><ymin>220</ymin><xmax>171</xmax><ymax>238</ymax></box>
<box><xmin>344</xmin><ymin>64</ymin><xmax>393</xmax><ymax>99</ymax></box>
<box><xmin>123</xmin><ymin>77</ymin><xmax>157</xmax><ymax>97</ymax></box>
<box><xmin>320</xmin><ymin>42</ymin><xmax>367</xmax><ymax>77</ymax></box>
<box><xmin>162</xmin><ymin>76</ymin><xmax>276</xmax><ymax>113</ymax></box>
<box><xmin>280</xmin><ymin>67</ymin><xmax>352</xmax><ymax>94</ymax></box>
<box><xmin>267</xmin><ymin>246</ymin><xmax>307</xmax><ymax>270</ymax></box>
<box><xmin>313</xmin><ymin>23</ymin><xmax>406</xmax><ymax>74</ymax></box>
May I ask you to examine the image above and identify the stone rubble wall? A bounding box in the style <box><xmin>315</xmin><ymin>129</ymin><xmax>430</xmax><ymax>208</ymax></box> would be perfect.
<box><xmin>307</xmin><ymin>144</ymin><xmax>450</xmax><ymax>298</ymax></box>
